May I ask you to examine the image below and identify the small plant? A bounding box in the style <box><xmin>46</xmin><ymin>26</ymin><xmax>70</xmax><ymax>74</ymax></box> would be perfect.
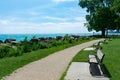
<box><xmin>0</xmin><ymin>46</ymin><xmax>10</xmax><ymax>58</ymax></box>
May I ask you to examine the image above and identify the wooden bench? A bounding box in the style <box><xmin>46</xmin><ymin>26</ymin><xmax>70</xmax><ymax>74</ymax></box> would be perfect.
<box><xmin>93</xmin><ymin>42</ymin><xmax>101</xmax><ymax>50</ymax></box>
<box><xmin>88</xmin><ymin>49</ymin><xmax>106</xmax><ymax>76</ymax></box>
<box><xmin>99</xmin><ymin>39</ymin><xmax>108</xmax><ymax>44</ymax></box>
<box><xmin>89</xmin><ymin>49</ymin><xmax>104</xmax><ymax>64</ymax></box>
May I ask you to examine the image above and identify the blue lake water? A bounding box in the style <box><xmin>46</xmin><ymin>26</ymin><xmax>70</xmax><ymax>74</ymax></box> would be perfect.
<box><xmin>0</xmin><ymin>33</ymin><xmax>93</xmax><ymax>42</ymax></box>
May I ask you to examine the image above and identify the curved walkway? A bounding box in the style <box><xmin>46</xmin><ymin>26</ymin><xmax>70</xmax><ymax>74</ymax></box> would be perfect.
<box><xmin>3</xmin><ymin>39</ymin><xmax>104</xmax><ymax>80</ymax></box>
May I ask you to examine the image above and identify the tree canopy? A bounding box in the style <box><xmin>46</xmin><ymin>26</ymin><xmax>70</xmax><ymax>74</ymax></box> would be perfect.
<box><xmin>79</xmin><ymin>0</ymin><xmax>120</xmax><ymax>37</ymax></box>
<box><xmin>113</xmin><ymin>0</ymin><xmax>120</xmax><ymax>13</ymax></box>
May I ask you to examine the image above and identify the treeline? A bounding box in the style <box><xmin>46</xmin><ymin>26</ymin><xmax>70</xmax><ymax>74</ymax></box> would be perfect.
<box><xmin>0</xmin><ymin>35</ymin><xmax>91</xmax><ymax>58</ymax></box>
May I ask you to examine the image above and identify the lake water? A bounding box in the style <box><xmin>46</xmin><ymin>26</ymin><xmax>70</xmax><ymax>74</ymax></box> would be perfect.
<box><xmin>0</xmin><ymin>33</ymin><xmax>93</xmax><ymax>42</ymax></box>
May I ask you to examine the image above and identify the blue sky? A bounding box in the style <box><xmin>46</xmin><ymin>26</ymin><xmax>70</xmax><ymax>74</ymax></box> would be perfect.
<box><xmin>0</xmin><ymin>0</ymin><xmax>89</xmax><ymax>34</ymax></box>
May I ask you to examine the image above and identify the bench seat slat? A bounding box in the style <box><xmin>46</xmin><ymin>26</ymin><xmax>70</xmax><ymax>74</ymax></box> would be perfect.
<box><xmin>88</xmin><ymin>49</ymin><xmax>104</xmax><ymax>64</ymax></box>
<box><xmin>89</xmin><ymin>54</ymin><xmax>98</xmax><ymax>63</ymax></box>
<box><xmin>89</xmin><ymin>58</ymin><xmax>98</xmax><ymax>63</ymax></box>
<box><xmin>89</xmin><ymin>54</ymin><xmax>96</xmax><ymax>59</ymax></box>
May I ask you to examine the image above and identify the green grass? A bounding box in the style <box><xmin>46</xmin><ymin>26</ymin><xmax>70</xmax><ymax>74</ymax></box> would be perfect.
<box><xmin>0</xmin><ymin>39</ymin><xmax>94</xmax><ymax>79</ymax></box>
<box><xmin>60</xmin><ymin>50</ymin><xmax>96</xmax><ymax>80</ymax></box>
<box><xmin>101</xmin><ymin>39</ymin><xmax>120</xmax><ymax>80</ymax></box>
<box><xmin>72</xmin><ymin>50</ymin><xmax>96</xmax><ymax>62</ymax></box>
<box><xmin>60</xmin><ymin>38</ymin><xmax>120</xmax><ymax>80</ymax></box>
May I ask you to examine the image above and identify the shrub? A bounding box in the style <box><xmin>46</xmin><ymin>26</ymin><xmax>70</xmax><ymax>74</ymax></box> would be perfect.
<box><xmin>51</xmin><ymin>40</ymin><xmax>62</xmax><ymax>46</ymax></box>
<box><xmin>23</xmin><ymin>43</ymin><xmax>32</xmax><ymax>52</ymax></box>
<box><xmin>31</xmin><ymin>43</ymin><xmax>39</xmax><ymax>50</ymax></box>
<box><xmin>0</xmin><ymin>46</ymin><xmax>10</xmax><ymax>58</ymax></box>
<box><xmin>15</xmin><ymin>45</ymin><xmax>24</xmax><ymax>56</ymax></box>
<box><xmin>39</xmin><ymin>42</ymin><xmax>49</xmax><ymax>49</ymax></box>
<box><xmin>7</xmin><ymin>47</ymin><xmax>17</xmax><ymax>57</ymax></box>
<box><xmin>21</xmin><ymin>37</ymin><xmax>32</xmax><ymax>53</ymax></box>
<box><xmin>68</xmin><ymin>39</ymin><xmax>75</xmax><ymax>43</ymax></box>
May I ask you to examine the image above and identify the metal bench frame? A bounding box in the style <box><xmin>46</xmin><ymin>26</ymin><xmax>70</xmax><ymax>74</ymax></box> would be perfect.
<box><xmin>88</xmin><ymin>49</ymin><xmax>106</xmax><ymax>77</ymax></box>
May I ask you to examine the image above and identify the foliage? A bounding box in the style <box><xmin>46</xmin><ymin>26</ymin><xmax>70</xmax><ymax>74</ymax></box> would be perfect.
<box><xmin>51</xmin><ymin>40</ymin><xmax>62</xmax><ymax>47</ymax></box>
<box><xmin>0</xmin><ymin>46</ymin><xmax>10</xmax><ymax>58</ymax></box>
<box><xmin>39</xmin><ymin>42</ymin><xmax>50</xmax><ymax>49</ymax></box>
<box><xmin>0</xmin><ymin>35</ymin><xmax>91</xmax><ymax>58</ymax></box>
<box><xmin>22</xmin><ymin>37</ymin><xmax>32</xmax><ymax>52</ymax></box>
<box><xmin>79</xmin><ymin>0</ymin><xmax>118</xmax><ymax>37</ymax></box>
<box><xmin>94</xmin><ymin>7</ymin><xmax>118</xmax><ymax>36</ymax></box>
<box><xmin>112</xmin><ymin>0</ymin><xmax>120</xmax><ymax>13</ymax></box>
<box><xmin>111</xmin><ymin>0</ymin><xmax>120</xmax><ymax>32</ymax></box>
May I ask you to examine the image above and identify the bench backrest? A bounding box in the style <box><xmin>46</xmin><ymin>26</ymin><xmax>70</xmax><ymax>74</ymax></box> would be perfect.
<box><xmin>97</xmin><ymin>49</ymin><xmax>105</xmax><ymax>63</ymax></box>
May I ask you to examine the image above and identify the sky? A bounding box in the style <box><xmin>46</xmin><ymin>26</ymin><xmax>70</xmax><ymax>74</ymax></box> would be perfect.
<box><xmin>0</xmin><ymin>0</ymin><xmax>89</xmax><ymax>34</ymax></box>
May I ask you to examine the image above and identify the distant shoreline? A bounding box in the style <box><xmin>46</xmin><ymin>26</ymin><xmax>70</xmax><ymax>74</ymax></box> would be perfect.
<box><xmin>0</xmin><ymin>33</ymin><xmax>93</xmax><ymax>42</ymax></box>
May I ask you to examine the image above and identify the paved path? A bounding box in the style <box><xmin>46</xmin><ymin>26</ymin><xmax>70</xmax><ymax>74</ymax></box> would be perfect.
<box><xmin>2</xmin><ymin>39</ymin><xmax>104</xmax><ymax>80</ymax></box>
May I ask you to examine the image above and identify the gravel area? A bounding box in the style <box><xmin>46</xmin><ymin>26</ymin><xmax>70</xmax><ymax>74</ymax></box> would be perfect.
<box><xmin>2</xmin><ymin>39</ymin><xmax>104</xmax><ymax>80</ymax></box>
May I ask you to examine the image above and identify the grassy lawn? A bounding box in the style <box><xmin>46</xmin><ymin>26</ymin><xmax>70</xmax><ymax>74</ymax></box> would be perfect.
<box><xmin>0</xmin><ymin>39</ymin><xmax>94</xmax><ymax>79</ymax></box>
<box><xmin>60</xmin><ymin>38</ymin><xmax>120</xmax><ymax>80</ymax></box>
<box><xmin>101</xmin><ymin>39</ymin><xmax>120</xmax><ymax>80</ymax></box>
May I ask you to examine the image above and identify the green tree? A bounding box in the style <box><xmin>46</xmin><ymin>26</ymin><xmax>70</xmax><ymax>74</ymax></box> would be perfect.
<box><xmin>112</xmin><ymin>0</ymin><xmax>120</xmax><ymax>32</ymax></box>
<box><xmin>79</xmin><ymin>0</ymin><xmax>115</xmax><ymax>37</ymax></box>
<box><xmin>113</xmin><ymin>0</ymin><xmax>120</xmax><ymax>13</ymax></box>
<box><xmin>94</xmin><ymin>7</ymin><xmax>117</xmax><ymax>36</ymax></box>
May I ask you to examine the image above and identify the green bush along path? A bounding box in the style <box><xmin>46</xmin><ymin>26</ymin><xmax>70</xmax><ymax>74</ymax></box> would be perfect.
<box><xmin>62</xmin><ymin>39</ymin><xmax>120</xmax><ymax>80</ymax></box>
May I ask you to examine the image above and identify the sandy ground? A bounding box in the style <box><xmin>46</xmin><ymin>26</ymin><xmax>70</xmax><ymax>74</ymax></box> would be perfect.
<box><xmin>2</xmin><ymin>39</ymin><xmax>104</xmax><ymax>80</ymax></box>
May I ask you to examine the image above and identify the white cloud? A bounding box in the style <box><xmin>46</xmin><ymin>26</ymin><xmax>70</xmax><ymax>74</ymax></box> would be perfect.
<box><xmin>0</xmin><ymin>20</ymin><xmax>88</xmax><ymax>34</ymax></box>
<box><xmin>0</xmin><ymin>20</ymin><xmax>10</xmax><ymax>25</ymax></box>
<box><xmin>44</xmin><ymin>16</ymin><xmax>68</xmax><ymax>21</ymax></box>
<box><xmin>0</xmin><ymin>0</ymin><xmax>88</xmax><ymax>34</ymax></box>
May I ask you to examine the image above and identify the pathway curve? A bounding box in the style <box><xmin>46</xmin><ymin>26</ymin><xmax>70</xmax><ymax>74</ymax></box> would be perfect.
<box><xmin>3</xmin><ymin>39</ymin><xmax>104</xmax><ymax>80</ymax></box>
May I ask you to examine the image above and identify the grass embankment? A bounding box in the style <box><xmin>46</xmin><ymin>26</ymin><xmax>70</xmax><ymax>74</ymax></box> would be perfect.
<box><xmin>60</xmin><ymin>39</ymin><xmax>120</xmax><ymax>80</ymax></box>
<box><xmin>0</xmin><ymin>38</ymin><xmax>94</xmax><ymax>79</ymax></box>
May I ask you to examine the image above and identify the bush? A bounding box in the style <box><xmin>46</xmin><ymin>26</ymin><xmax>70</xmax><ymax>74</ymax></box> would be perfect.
<box><xmin>21</xmin><ymin>38</ymin><xmax>32</xmax><ymax>53</ymax></box>
<box><xmin>23</xmin><ymin>43</ymin><xmax>32</xmax><ymax>52</ymax></box>
<box><xmin>68</xmin><ymin>39</ymin><xmax>75</xmax><ymax>43</ymax></box>
<box><xmin>39</xmin><ymin>42</ymin><xmax>49</xmax><ymax>49</ymax></box>
<box><xmin>0</xmin><ymin>46</ymin><xmax>10</xmax><ymax>58</ymax></box>
<box><xmin>15</xmin><ymin>45</ymin><xmax>24</xmax><ymax>56</ymax></box>
<box><xmin>0</xmin><ymin>35</ymin><xmax>92</xmax><ymax>58</ymax></box>
<box><xmin>31</xmin><ymin>43</ymin><xmax>39</xmax><ymax>50</ymax></box>
<box><xmin>7</xmin><ymin>48</ymin><xmax>17</xmax><ymax>57</ymax></box>
<box><xmin>51</xmin><ymin>40</ymin><xmax>62</xmax><ymax>46</ymax></box>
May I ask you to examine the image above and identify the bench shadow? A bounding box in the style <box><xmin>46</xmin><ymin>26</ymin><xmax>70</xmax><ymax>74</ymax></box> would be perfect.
<box><xmin>101</xmin><ymin>64</ymin><xmax>112</xmax><ymax>78</ymax></box>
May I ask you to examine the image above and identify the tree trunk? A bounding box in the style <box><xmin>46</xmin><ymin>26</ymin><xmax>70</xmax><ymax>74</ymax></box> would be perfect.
<box><xmin>101</xmin><ymin>28</ymin><xmax>105</xmax><ymax>37</ymax></box>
